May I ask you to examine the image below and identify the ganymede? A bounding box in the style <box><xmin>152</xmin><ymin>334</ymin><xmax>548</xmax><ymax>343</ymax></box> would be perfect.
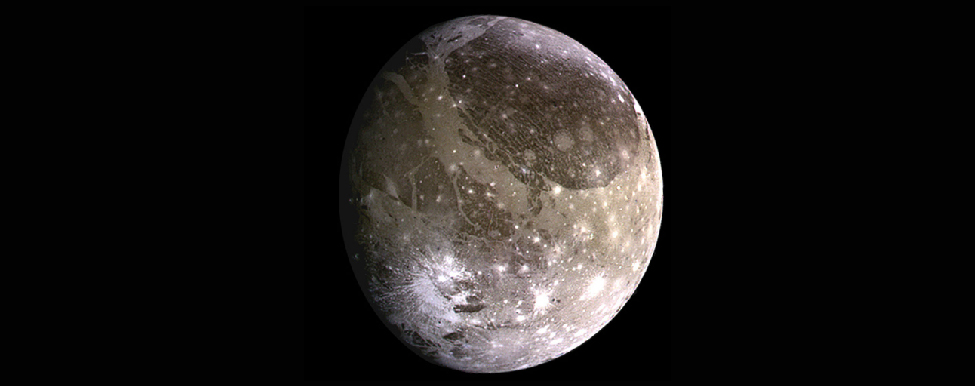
<box><xmin>339</xmin><ymin>15</ymin><xmax>663</xmax><ymax>373</ymax></box>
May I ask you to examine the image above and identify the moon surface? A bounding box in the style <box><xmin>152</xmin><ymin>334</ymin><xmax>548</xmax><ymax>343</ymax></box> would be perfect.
<box><xmin>339</xmin><ymin>15</ymin><xmax>663</xmax><ymax>373</ymax></box>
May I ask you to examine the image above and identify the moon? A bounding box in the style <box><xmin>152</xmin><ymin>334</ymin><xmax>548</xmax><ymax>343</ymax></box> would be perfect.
<box><xmin>339</xmin><ymin>15</ymin><xmax>663</xmax><ymax>373</ymax></box>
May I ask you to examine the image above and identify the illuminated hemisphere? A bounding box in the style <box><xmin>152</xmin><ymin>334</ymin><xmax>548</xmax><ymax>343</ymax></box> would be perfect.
<box><xmin>340</xmin><ymin>15</ymin><xmax>662</xmax><ymax>373</ymax></box>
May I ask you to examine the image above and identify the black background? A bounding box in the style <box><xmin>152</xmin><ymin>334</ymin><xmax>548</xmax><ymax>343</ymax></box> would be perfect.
<box><xmin>306</xmin><ymin>6</ymin><xmax>672</xmax><ymax>382</ymax></box>
<box><xmin>46</xmin><ymin>3</ymin><xmax>910</xmax><ymax>381</ymax></box>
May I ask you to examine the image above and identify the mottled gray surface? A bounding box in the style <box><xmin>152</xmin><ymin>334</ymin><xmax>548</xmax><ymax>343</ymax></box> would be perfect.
<box><xmin>341</xmin><ymin>15</ymin><xmax>662</xmax><ymax>373</ymax></box>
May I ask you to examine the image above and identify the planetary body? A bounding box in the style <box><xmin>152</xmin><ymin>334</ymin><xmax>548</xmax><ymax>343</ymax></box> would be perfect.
<box><xmin>339</xmin><ymin>15</ymin><xmax>662</xmax><ymax>373</ymax></box>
